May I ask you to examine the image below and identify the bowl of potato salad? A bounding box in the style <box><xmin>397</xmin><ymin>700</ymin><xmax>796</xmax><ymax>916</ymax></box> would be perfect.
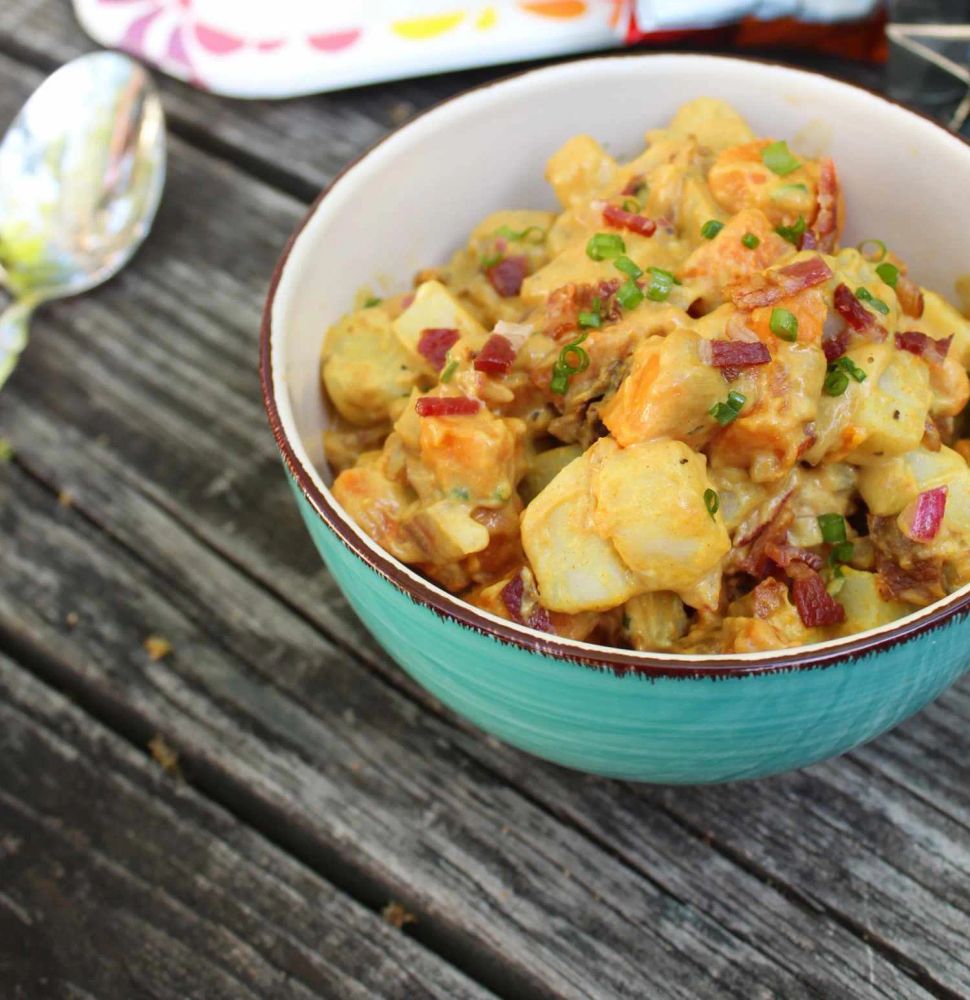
<box><xmin>261</xmin><ymin>54</ymin><xmax>970</xmax><ymax>782</ymax></box>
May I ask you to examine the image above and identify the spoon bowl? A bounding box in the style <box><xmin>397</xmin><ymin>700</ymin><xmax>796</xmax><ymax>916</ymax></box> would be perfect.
<box><xmin>0</xmin><ymin>51</ymin><xmax>166</xmax><ymax>386</ymax></box>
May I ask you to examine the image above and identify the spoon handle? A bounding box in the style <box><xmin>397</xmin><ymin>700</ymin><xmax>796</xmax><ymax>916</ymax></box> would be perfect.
<box><xmin>0</xmin><ymin>298</ymin><xmax>34</xmax><ymax>389</ymax></box>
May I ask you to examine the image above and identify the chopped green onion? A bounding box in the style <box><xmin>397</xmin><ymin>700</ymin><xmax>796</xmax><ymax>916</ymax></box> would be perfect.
<box><xmin>480</xmin><ymin>251</ymin><xmax>503</xmax><ymax>269</ymax></box>
<box><xmin>875</xmin><ymin>262</ymin><xmax>900</xmax><ymax>288</ymax></box>
<box><xmin>586</xmin><ymin>232</ymin><xmax>626</xmax><ymax>261</ymax></box>
<box><xmin>761</xmin><ymin>140</ymin><xmax>800</xmax><ymax>176</ymax></box>
<box><xmin>645</xmin><ymin>267</ymin><xmax>676</xmax><ymax>302</ymax></box>
<box><xmin>578</xmin><ymin>309</ymin><xmax>601</xmax><ymax>329</ymax></box>
<box><xmin>771</xmin><ymin>183</ymin><xmax>809</xmax><ymax>201</ymax></box>
<box><xmin>770</xmin><ymin>307</ymin><xmax>798</xmax><ymax>342</ymax></box>
<box><xmin>831</xmin><ymin>541</ymin><xmax>855</xmax><ymax>565</ymax></box>
<box><xmin>817</xmin><ymin>513</ymin><xmax>847</xmax><ymax>544</ymax></box>
<box><xmin>622</xmin><ymin>198</ymin><xmax>640</xmax><ymax>214</ymax></box>
<box><xmin>550</xmin><ymin>332</ymin><xmax>591</xmax><ymax>395</ymax></box>
<box><xmin>857</xmin><ymin>238</ymin><xmax>887</xmax><ymax>262</ymax></box>
<box><xmin>709</xmin><ymin>390</ymin><xmax>746</xmax><ymax>426</ymax></box>
<box><xmin>855</xmin><ymin>287</ymin><xmax>890</xmax><ymax>315</ymax></box>
<box><xmin>617</xmin><ymin>279</ymin><xmax>645</xmax><ymax>310</ymax></box>
<box><xmin>824</xmin><ymin>369</ymin><xmax>849</xmax><ymax>396</ymax></box>
<box><xmin>450</xmin><ymin>486</ymin><xmax>470</xmax><ymax>500</ymax></box>
<box><xmin>614</xmin><ymin>255</ymin><xmax>643</xmax><ymax>280</ymax></box>
<box><xmin>440</xmin><ymin>357</ymin><xmax>459</xmax><ymax>383</ymax></box>
<box><xmin>363</xmin><ymin>296</ymin><xmax>382</xmax><ymax>308</ymax></box>
<box><xmin>494</xmin><ymin>224</ymin><xmax>545</xmax><ymax>243</ymax></box>
<box><xmin>741</xmin><ymin>232</ymin><xmax>760</xmax><ymax>250</ymax></box>
<box><xmin>701</xmin><ymin>219</ymin><xmax>724</xmax><ymax>240</ymax></box>
<box><xmin>775</xmin><ymin>215</ymin><xmax>807</xmax><ymax>245</ymax></box>
<box><xmin>703</xmin><ymin>488</ymin><xmax>720</xmax><ymax>520</ymax></box>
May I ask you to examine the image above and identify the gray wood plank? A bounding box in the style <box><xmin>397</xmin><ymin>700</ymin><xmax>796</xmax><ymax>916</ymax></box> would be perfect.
<box><xmin>0</xmin><ymin>652</ymin><xmax>494</xmax><ymax>1000</ymax></box>
<box><xmin>0</xmin><ymin>46</ymin><xmax>964</xmax><ymax>999</ymax></box>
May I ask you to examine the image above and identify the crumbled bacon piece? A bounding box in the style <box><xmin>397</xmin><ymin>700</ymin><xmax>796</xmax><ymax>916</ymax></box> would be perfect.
<box><xmin>545</xmin><ymin>281</ymin><xmax>621</xmax><ymax>339</ymax></box>
<box><xmin>790</xmin><ymin>566</ymin><xmax>846</xmax><ymax>627</ymax></box>
<box><xmin>709</xmin><ymin>340</ymin><xmax>771</xmax><ymax>368</ymax></box>
<box><xmin>895</xmin><ymin>273</ymin><xmax>924</xmax><ymax>318</ymax></box>
<box><xmin>751</xmin><ymin>578</ymin><xmax>786</xmax><ymax>619</ymax></box>
<box><xmin>417</xmin><ymin>327</ymin><xmax>459</xmax><ymax>370</ymax></box>
<box><xmin>899</xmin><ymin>486</ymin><xmax>948</xmax><ymax>543</ymax></box>
<box><xmin>501</xmin><ymin>575</ymin><xmax>552</xmax><ymax>632</ymax></box>
<box><xmin>876</xmin><ymin>554</ymin><xmax>945</xmax><ymax>604</ymax></box>
<box><xmin>810</xmin><ymin>157</ymin><xmax>840</xmax><ymax>253</ymax></box>
<box><xmin>738</xmin><ymin>506</ymin><xmax>793</xmax><ymax>578</ymax></box>
<box><xmin>731</xmin><ymin>255</ymin><xmax>832</xmax><ymax>310</ymax></box>
<box><xmin>800</xmin><ymin>228</ymin><xmax>818</xmax><ymax>251</ymax></box>
<box><xmin>601</xmin><ymin>203</ymin><xmax>657</xmax><ymax>237</ymax></box>
<box><xmin>621</xmin><ymin>174</ymin><xmax>645</xmax><ymax>196</ymax></box>
<box><xmin>895</xmin><ymin>331</ymin><xmax>953</xmax><ymax>365</ymax></box>
<box><xmin>764</xmin><ymin>543</ymin><xmax>824</xmax><ymax>573</ymax></box>
<box><xmin>474</xmin><ymin>334</ymin><xmax>516</xmax><ymax>375</ymax></box>
<box><xmin>822</xmin><ymin>317</ymin><xmax>850</xmax><ymax>362</ymax></box>
<box><xmin>833</xmin><ymin>283</ymin><xmax>875</xmax><ymax>332</ymax></box>
<box><xmin>486</xmin><ymin>255</ymin><xmax>528</xmax><ymax>297</ymax></box>
<box><xmin>415</xmin><ymin>395</ymin><xmax>481</xmax><ymax>417</ymax></box>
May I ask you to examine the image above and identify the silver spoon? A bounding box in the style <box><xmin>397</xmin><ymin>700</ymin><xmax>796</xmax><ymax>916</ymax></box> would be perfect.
<box><xmin>0</xmin><ymin>51</ymin><xmax>166</xmax><ymax>388</ymax></box>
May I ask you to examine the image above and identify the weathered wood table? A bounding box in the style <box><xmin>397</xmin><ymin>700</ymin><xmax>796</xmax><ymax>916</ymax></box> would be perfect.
<box><xmin>1</xmin><ymin>4</ymin><xmax>968</xmax><ymax>998</ymax></box>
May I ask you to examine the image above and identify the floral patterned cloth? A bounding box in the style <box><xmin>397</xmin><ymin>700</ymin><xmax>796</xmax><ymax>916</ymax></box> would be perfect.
<box><xmin>72</xmin><ymin>0</ymin><xmax>880</xmax><ymax>98</ymax></box>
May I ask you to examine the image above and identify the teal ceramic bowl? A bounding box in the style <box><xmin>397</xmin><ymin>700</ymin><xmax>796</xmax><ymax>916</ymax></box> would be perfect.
<box><xmin>260</xmin><ymin>55</ymin><xmax>970</xmax><ymax>783</ymax></box>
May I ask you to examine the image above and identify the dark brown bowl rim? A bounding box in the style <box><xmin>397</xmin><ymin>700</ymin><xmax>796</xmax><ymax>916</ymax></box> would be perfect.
<box><xmin>259</xmin><ymin>51</ymin><xmax>970</xmax><ymax>680</ymax></box>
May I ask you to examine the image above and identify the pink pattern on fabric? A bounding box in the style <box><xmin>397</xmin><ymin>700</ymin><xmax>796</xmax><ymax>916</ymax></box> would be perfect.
<box><xmin>194</xmin><ymin>22</ymin><xmax>245</xmax><ymax>54</ymax></box>
<box><xmin>308</xmin><ymin>29</ymin><xmax>361</xmax><ymax>52</ymax></box>
<box><xmin>120</xmin><ymin>7</ymin><xmax>162</xmax><ymax>49</ymax></box>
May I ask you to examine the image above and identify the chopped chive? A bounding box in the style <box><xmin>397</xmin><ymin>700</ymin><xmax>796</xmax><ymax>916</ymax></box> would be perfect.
<box><xmin>586</xmin><ymin>232</ymin><xmax>626</xmax><ymax>261</ymax></box>
<box><xmin>550</xmin><ymin>331</ymin><xmax>591</xmax><ymax>395</ymax></box>
<box><xmin>616</xmin><ymin>279</ymin><xmax>645</xmax><ymax>310</ymax></box>
<box><xmin>855</xmin><ymin>287</ymin><xmax>890</xmax><ymax>315</ymax></box>
<box><xmin>825</xmin><ymin>356</ymin><xmax>867</xmax><ymax>393</ymax></box>
<box><xmin>770</xmin><ymin>307</ymin><xmax>798</xmax><ymax>342</ymax></box>
<box><xmin>875</xmin><ymin>262</ymin><xmax>900</xmax><ymax>288</ymax></box>
<box><xmin>761</xmin><ymin>140</ymin><xmax>800</xmax><ymax>176</ymax></box>
<box><xmin>614</xmin><ymin>255</ymin><xmax>643</xmax><ymax>280</ymax></box>
<box><xmin>440</xmin><ymin>357</ymin><xmax>459</xmax><ymax>383</ymax></box>
<box><xmin>494</xmin><ymin>224</ymin><xmax>545</xmax><ymax>243</ymax></box>
<box><xmin>775</xmin><ymin>215</ymin><xmax>806</xmax><ymax>245</ymax></box>
<box><xmin>704</xmin><ymin>488</ymin><xmax>719</xmax><ymax>519</ymax></box>
<box><xmin>857</xmin><ymin>238</ymin><xmax>887</xmax><ymax>262</ymax></box>
<box><xmin>771</xmin><ymin>183</ymin><xmax>809</xmax><ymax>201</ymax></box>
<box><xmin>741</xmin><ymin>232</ymin><xmax>760</xmax><ymax>250</ymax></box>
<box><xmin>817</xmin><ymin>513</ymin><xmax>847</xmax><ymax>544</ymax></box>
<box><xmin>831</xmin><ymin>540</ymin><xmax>855</xmax><ymax>564</ymax></box>
<box><xmin>709</xmin><ymin>390</ymin><xmax>746</xmax><ymax>426</ymax></box>
<box><xmin>578</xmin><ymin>309</ymin><xmax>601</xmax><ymax>329</ymax></box>
<box><xmin>363</xmin><ymin>296</ymin><xmax>382</xmax><ymax>308</ymax></box>
<box><xmin>480</xmin><ymin>251</ymin><xmax>503</xmax><ymax>269</ymax></box>
<box><xmin>645</xmin><ymin>267</ymin><xmax>676</xmax><ymax>302</ymax></box>
<box><xmin>701</xmin><ymin>219</ymin><xmax>724</xmax><ymax>240</ymax></box>
<box><xmin>622</xmin><ymin>198</ymin><xmax>640</xmax><ymax>213</ymax></box>
<box><xmin>824</xmin><ymin>369</ymin><xmax>849</xmax><ymax>396</ymax></box>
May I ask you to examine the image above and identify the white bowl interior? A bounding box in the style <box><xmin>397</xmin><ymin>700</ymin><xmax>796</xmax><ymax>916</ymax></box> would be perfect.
<box><xmin>270</xmin><ymin>53</ymin><xmax>970</xmax><ymax>660</ymax></box>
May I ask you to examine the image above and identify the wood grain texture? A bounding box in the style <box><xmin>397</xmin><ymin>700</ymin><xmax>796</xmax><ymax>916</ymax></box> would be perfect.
<box><xmin>0</xmin><ymin>653</ymin><xmax>493</xmax><ymax>1000</ymax></box>
<box><xmin>0</xmin><ymin>10</ymin><xmax>967</xmax><ymax>1000</ymax></box>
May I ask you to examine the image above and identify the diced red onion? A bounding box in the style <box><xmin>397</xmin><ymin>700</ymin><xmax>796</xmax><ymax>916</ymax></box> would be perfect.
<box><xmin>601</xmin><ymin>203</ymin><xmax>657</xmax><ymax>237</ymax></box>
<box><xmin>898</xmin><ymin>486</ymin><xmax>948</xmax><ymax>542</ymax></box>
<box><xmin>486</xmin><ymin>255</ymin><xmax>528</xmax><ymax>298</ymax></box>
<box><xmin>500</xmin><ymin>576</ymin><xmax>552</xmax><ymax>632</ymax></box>
<box><xmin>833</xmin><ymin>283</ymin><xmax>874</xmax><ymax>331</ymax></box>
<box><xmin>415</xmin><ymin>395</ymin><xmax>481</xmax><ymax>417</ymax></box>
<box><xmin>417</xmin><ymin>327</ymin><xmax>460</xmax><ymax>370</ymax></box>
<box><xmin>474</xmin><ymin>334</ymin><xmax>517</xmax><ymax>375</ymax></box>
<box><xmin>895</xmin><ymin>331</ymin><xmax>953</xmax><ymax>365</ymax></box>
<box><xmin>791</xmin><ymin>568</ymin><xmax>846</xmax><ymax>627</ymax></box>
<box><xmin>800</xmin><ymin>229</ymin><xmax>819</xmax><ymax>251</ymax></box>
<box><xmin>709</xmin><ymin>340</ymin><xmax>771</xmax><ymax>368</ymax></box>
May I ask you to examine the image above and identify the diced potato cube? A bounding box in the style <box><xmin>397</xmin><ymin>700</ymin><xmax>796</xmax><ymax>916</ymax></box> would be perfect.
<box><xmin>834</xmin><ymin>568</ymin><xmax>915</xmax><ymax>637</ymax></box>
<box><xmin>857</xmin><ymin>446</ymin><xmax>967</xmax><ymax>516</ymax></box>
<box><xmin>624</xmin><ymin>592</ymin><xmax>688</xmax><ymax>651</ymax></box>
<box><xmin>405</xmin><ymin>500</ymin><xmax>490</xmax><ymax>562</ymax></box>
<box><xmin>392</xmin><ymin>280</ymin><xmax>488</xmax><ymax>361</ymax></box>
<box><xmin>601</xmin><ymin>329</ymin><xmax>729</xmax><ymax>449</ymax></box>
<box><xmin>521</xmin><ymin>442</ymin><xmax>640</xmax><ymax>613</ymax></box>
<box><xmin>807</xmin><ymin>343</ymin><xmax>931</xmax><ymax>466</ymax></box>
<box><xmin>590</xmin><ymin>438</ymin><xmax>730</xmax><ymax>598</ymax></box>
<box><xmin>332</xmin><ymin>464</ymin><xmax>423</xmax><ymax>563</ymax></box>
<box><xmin>665</xmin><ymin>98</ymin><xmax>755</xmax><ymax>152</ymax></box>
<box><xmin>545</xmin><ymin>134</ymin><xmax>616</xmax><ymax>209</ymax></box>
<box><xmin>322</xmin><ymin>308</ymin><xmax>421</xmax><ymax>426</ymax></box>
